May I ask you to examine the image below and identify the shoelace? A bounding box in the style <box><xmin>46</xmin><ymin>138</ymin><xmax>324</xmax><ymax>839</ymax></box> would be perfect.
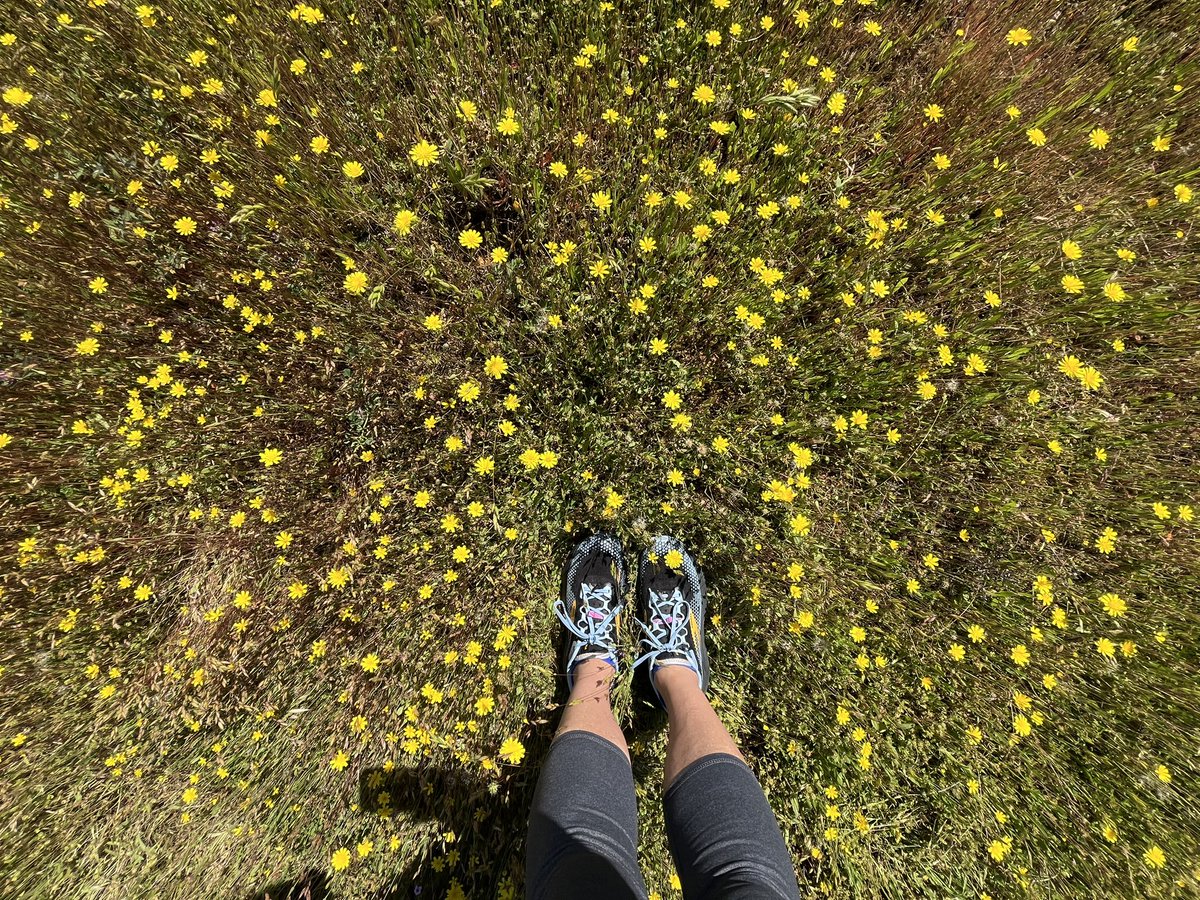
<box><xmin>553</xmin><ymin>582</ymin><xmax>620</xmax><ymax>672</ymax></box>
<box><xmin>632</xmin><ymin>590</ymin><xmax>698</xmax><ymax>671</ymax></box>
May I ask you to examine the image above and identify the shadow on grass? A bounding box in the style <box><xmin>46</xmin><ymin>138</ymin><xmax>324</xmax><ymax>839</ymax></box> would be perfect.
<box><xmin>241</xmin><ymin>870</ymin><xmax>329</xmax><ymax>900</ymax></box>
<box><xmin>242</xmin><ymin>721</ymin><xmax>556</xmax><ymax>900</ymax></box>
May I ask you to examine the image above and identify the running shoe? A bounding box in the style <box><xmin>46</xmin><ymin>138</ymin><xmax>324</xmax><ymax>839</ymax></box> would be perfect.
<box><xmin>632</xmin><ymin>534</ymin><xmax>709</xmax><ymax>705</ymax></box>
<box><xmin>553</xmin><ymin>533</ymin><xmax>627</xmax><ymax>692</ymax></box>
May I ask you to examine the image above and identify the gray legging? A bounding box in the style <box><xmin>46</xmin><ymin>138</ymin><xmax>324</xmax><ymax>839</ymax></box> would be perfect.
<box><xmin>526</xmin><ymin>731</ymin><xmax>802</xmax><ymax>899</ymax></box>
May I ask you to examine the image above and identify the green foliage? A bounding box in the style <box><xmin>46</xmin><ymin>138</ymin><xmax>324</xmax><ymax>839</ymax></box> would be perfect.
<box><xmin>1</xmin><ymin>1</ymin><xmax>1198</xmax><ymax>899</ymax></box>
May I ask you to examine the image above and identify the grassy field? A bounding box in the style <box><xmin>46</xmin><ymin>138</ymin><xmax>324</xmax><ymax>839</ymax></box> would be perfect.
<box><xmin>2</xmin><ymin>0</ymin><xmax>1199</xmax><ymax>897</ymax></box>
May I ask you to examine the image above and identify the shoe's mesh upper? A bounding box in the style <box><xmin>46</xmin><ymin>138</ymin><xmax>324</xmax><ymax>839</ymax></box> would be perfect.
<box><xmin>643</xmin><ymin>534</ymin><xmax>703</xmax><ymax>625</ymax></box>
<box><xmin>565</xmin><ymin>533</ymin><xmax>624</xmax><ymax>601</ymax></box>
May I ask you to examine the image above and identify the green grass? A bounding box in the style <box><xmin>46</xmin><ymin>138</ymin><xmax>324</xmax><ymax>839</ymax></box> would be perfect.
<box><xmin>2</xmin><ymin>0</ymin><xmax>1199</xmax><ymax>898</ymax></box>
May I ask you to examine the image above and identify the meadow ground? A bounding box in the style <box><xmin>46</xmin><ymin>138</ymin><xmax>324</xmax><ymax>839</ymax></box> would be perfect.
<box><xmin>2</xmin><ymin>0</ymin><xmax>1199</xmax><ymax>898</ymax></box>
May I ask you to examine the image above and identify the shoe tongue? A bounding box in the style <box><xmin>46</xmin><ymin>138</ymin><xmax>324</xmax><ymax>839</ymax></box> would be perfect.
<box><xmin>581</xmin><ymin>579</ymin><xmax>614</xmax><ymax>604</ymax></box>
<box><xmin>581</xmin><ymin>643</ymin><xmax>608</xmax><ymax>655</ymax></box>
<box><xmin>655</xmin><ymin>650</ymin><xmax>688</xmax><ymax>663</ymax></box>
<box><xmin>653</xmin><ymin>584</ymin><xmax>682</xmax><ymax>604</ymax></box>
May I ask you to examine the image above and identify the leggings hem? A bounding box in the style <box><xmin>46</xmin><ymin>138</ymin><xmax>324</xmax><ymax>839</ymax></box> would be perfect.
<box><xmin>550</xmin><ymin>729</ymin><xmax>631</xmax><ymax>763</ymax></box>
<box><xmin>663</xmin><ymin>751</ymin><xmax>750</xmax><ymax>802</ymax></box>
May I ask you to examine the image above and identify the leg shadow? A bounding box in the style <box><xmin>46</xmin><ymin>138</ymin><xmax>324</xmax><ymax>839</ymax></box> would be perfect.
<box><xmin>241</xmin><ymin>870</ymin><xmax>328</xmax><ymax>899</ymax></box>
<box><xmin>239</xmin><ymin>732</ymin><xmax>553</xmax><ymax>900</ymax></box>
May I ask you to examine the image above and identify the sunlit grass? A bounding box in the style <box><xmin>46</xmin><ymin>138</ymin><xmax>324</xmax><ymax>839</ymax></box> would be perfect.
<box><xmin>2</xmin><ymin>1</ymin><xmax>1198</xmax><ymax>898</ymax></box>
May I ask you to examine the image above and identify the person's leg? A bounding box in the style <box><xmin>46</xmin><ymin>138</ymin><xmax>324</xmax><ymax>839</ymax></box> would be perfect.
<box><xmin>556</xmin><ymin>657</ymin><xmax>629</xmax><ymax>758</ymax></box>
<box><xmin>529</xmin><ymin>528</ymin><xmax>649</xmax><ymax>900</ymax></box>
<box><xmin>632</xmin><ymin>536</ymin><xmax>800</xmax><ymax>898</ymax></box>
<box><xmin>657</xmin><ymin>665</ymin><xmax>741</xmax><ymax>785</ymax></box>
<box><xmin>658</xmin><ymin>668</ymin><xmax>802</xmax><ymax>900</ymax></box>
<box><xmin>526</xmin><ymin>660</ymin><xmax>647</xmax><ymax>900</ymax></box>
